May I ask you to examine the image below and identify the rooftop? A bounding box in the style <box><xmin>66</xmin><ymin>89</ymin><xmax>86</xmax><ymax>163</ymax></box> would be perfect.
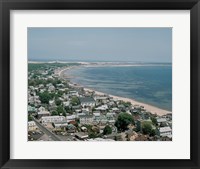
<box><xmin>159</xmin><ymin>127</ymin><xmax>172</xmax><ymax>132</ymax></box>
<box><xmin>79</xmin><ymin>97</ymin><xmax>95</xmax><ymax>103</ymax></box>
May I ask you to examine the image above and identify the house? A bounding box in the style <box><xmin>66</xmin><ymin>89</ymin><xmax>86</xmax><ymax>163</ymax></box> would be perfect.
<box><xmin>159</xmin><ymin>127</ymin><xmax>172</xmax><ymax>138</ymax></box>
<box><xmin>66</xmin><ymin>124</ymin><xmax>76</xmax><ymax>133</ymax></box>
<box><xmin>79</xmin><ymin>115</ymin><xmax>93</xmax><ymax>124</ymax></box>
<box><xmin>157</xmin><ymin>118</ymin><xmax>167</xmax><ymax>126</ymax></box>
<box><xmin>95</xmin><ymin>105</ymin><xmax>108</xmax><ymax>111</ymax></box>
<box><xmin>28</xmin><ymin>106</ymin><xmax>36</xmax><ymax>114</ymax></box>
<box><xmin>157</xmin><ymin>118</ymin><xmax>167</xmax><ymax>123</ymax></box>
<box><xmin>69</xmin><ymin>90</ymin><xmax>79</xmax><ymax>97</ymax></box>
<box><xmin>53</xmin><ymin>121</ymin><xmax>68</xmax><ymax>129</ymax></box>
<box><xmin>79</xmin><ymin>97</ymin><xmax>95</xmax><ymax>107</ymax></box>
<box><xmin>37</xmin><ymin>110</ymin><xmax>50</xmax><ymax>119</ymax></box>
<box><xmin>63</xmin><ymin>101</ymin><xmax>70</xmax><ymax>107</ymax></box>
<box><xmin>66</xmin><ymin>115</ymin><xmax>76</xmax><ymax>122</ymax></box>
<box><xmin>94</xmin><ymin>96</ymin><xmax>108</xmax><ymax>104</ymax></box>
<box><xmin>49</xmin><ymin>100</ymin><xmax>55</xmax><ymax>106</ymax></box>
<box><xmin>28</xmin><ymin>121</ymin><xmax>37</xmax><ymax>131</ymax></box>
<box><xmin>41</xmin><ymin>116</ymin><xmax>65</xmax><ymax>125</ymax></box>
<box><xmin>106</xmin><ymin>113</ymin><xmax>116</xmax><ymax>123</ymax></box>
<box><xmin>99</xmin><ymin>115</ymin><xmax>108</xmax><ymax>124</ymax></box>
<box><xmin>93</xmin><ymin>112</ymin><xmax>101</xmax><ymax>122</ymax></box>
<box><xmin>82</xmin><ymin>108</ymin><xmax>90</xmax><ymax>115</ymax></box>
<box><xmin>75</xmin><ymin>132</ymin><xmax>88</xmax><ymax>140</ymax></box>
<box><xmin>112</xmin><ymin>107</ymin><xmax>120</xmax><ymax>113</ymax></box>
<box><xmin>48</xmin><ymin>85</ymin><xmax>55</xmax><ymax>92</ymax></box>
<box><xmin>56</xmin><ymin>83</ymin><xmax>65</xmax><ymax>88</ymax></box>
<box><xmin>38</xmin><ymin>84</ymin><xmax>44</xmax><ymax>89</ymax></box>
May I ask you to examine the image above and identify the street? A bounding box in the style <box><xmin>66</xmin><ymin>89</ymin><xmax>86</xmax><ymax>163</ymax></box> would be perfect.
<box><xmin>32</xmin><ymin>117</ymin><xmax>61</xmax><ymax>141</ymax></box>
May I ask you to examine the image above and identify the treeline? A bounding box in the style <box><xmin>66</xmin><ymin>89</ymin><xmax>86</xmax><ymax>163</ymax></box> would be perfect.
<box><xmin>28</xmin><ymin>78</ymin><xmax>68</xmax><ymax>87</ymax></box>
<box><xmin>28</xmin><ymin>62</ymin><xmax>80</xmax><ymax>71</ymax></box>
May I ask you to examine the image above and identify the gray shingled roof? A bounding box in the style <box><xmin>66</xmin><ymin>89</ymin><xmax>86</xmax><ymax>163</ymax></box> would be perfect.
<box><xmin>79</xmin><ymin>97</ymin><xmax>95</xmax><ymax>103</ymax></box>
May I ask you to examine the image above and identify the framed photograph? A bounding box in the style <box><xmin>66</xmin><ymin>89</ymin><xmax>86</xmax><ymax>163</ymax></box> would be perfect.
<box><xmin>0</xmin><ymin>0</ymin><xmax>200</xmax><ymax>169</ymax></box>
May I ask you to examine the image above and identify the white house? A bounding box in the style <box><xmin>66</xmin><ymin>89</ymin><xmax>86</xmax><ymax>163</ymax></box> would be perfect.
<box><xmin>95</xmin><ymin>105</ymin><xmax>108</xmax><ymax>111</ymax></box>
<box><xmin>79</xmin><ymin>115</ymin><xmax>93</xmax><ymax>124</ymax></box>
<box><xmin>41</xmin><ymin>116</ymin><xmax>65</xmax><ymax>125</ymax></box>
<box><xmin>28</xmin><ymin>121</ymin><xmax>37</xmax><ymax>131</ymax></box>
<box><xmin>157</xmin><ymin>118</ymin><xmax>167</xmax><ymax>123</ymax></box>
<box><xmin>159</xmin><ymin>127</ymin><xmax>172</xmax><ymax>137</ymax></box>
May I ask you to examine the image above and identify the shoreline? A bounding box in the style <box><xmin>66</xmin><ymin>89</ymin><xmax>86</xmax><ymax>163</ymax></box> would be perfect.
<box><xmin>58</xmin><ymin>66</ymin><xmax>172</xmax><ymax>116</ymax></box>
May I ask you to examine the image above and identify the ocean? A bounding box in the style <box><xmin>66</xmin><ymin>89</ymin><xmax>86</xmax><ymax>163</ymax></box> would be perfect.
<box><xmin>66</xmin><ymin>65</ymin><xmax>172</xmax><ymax>111</ymax></box>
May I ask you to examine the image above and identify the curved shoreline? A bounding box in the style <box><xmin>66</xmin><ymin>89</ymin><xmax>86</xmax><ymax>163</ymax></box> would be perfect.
<box><xmin>58</xmin><ymin>66</ymin><xmax>172</xmax><ymax>116</ymax></box>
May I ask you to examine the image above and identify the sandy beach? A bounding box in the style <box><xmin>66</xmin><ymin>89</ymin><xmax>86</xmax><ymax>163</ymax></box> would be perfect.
<box><xmin>58</xmin><ymin>66</ymin><xmax>172</xmax><ymax>117</ymax></box>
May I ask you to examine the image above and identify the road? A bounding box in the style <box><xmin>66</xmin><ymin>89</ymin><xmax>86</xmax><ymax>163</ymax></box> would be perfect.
<box><xmin>32</xmin><ymin>117</ymin><xmax>61</xmax><ymax>141</ymax></box>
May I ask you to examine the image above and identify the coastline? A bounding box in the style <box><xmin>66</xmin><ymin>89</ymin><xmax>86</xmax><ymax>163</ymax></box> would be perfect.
<box><xmin>58</xmin><ymin>66</ymin><xmax>172</xmax><ymax>116</ymax></box>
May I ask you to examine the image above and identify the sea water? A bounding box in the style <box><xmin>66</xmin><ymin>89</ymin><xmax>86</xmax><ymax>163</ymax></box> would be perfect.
<box><xmin>66</xmin><ymin>65</ymin><xmax>172</xmax><ymax>111</ymax></box>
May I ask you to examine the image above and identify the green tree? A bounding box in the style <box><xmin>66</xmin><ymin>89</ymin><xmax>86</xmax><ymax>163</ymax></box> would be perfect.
<box><xmin>151</xmin><ymin>117</ymin><xmax>158</xmax><ymax>126</ymax></box>
<box><xmin>103</xmin><ymin>125</ymin><xmax>112</xmax><ymax>135</ymax></box>
<box><xmin>62</xmin><ymin>111</ymin><xmax>66</xmax><ymax>117</ymax></box>
<box><xmin>142</xmin><ymin>122</ymin><xmax>153</xmax><ymax>135</ymax></box>
<box><xmin>56</xmin><ymin>105</ymin><xmax>65</xmax><ymax>115</ymax></box>
<box><xmin>150</xmin><ymin>129</ymin><xmax>156</xmax><ymax>136</ymax></box>
<box><xmin>51</xmin><ymin>111</ymin><xmax>58</xmax><ymax>116</ymax></box>
<box><xmin>39</xmin><ymin>91</ymin><xmax>52</xmax><ymax>104</ymax></box>
<box><xmin>71</xmin><ymin>96</ymin><xmax>80</xmax><ymax>106</ymax></box>
<box><xmin>55</xmin><ymin>99</ymin><xmax>62</xmax><ymax>106</ymax></box>
<box><xmin>115</xmin><ymin>113</ymin><xmax>134</xmax><ymax>131</ymax></box>
<box><xmin>28</xmin><ymin>115</ymin><xmax>32</xmax><ymax>121</ymax></box>
<box><xmin>57</xmin><ymin>90</ymin><xmax>64</xmax><ymax>97</ymax></box>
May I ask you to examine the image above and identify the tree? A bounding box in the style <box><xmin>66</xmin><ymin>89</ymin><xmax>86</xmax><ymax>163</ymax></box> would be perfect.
<box><xmin>39</xmin><ymin>91</ymin><xmax>52</xmax><ymax>104</ymax></box>
<box><xmin>151</xmin><ymin>117</ymin><xmax>158</xmax><ymax>126</ymax></box>
<box><xmin>28</xmin><ymin>115</ymin><xmax>32</xmax><ymax>121</ymax></box>
<box><xmin>56</xmin><ymin>105</ymin><xmax>65</xmax><ymax>115</ymax></box>
<box><xmin>62</xmin><ymin>111</ymin><xmax>66</xmax><ymax>117</ymax></box>
<box><xmin>71</xmin><ymin>96</ymin><xmax>80</xmax><ymax>106</ymax></box>
<box><xmin>65</xmin><ymin>106</ymin><xmax>72</xmax><ymax>114</ymax></box>
<box><xmin>57</xmin><ymin>90</ymin><xmax>64</xmax><ymax>97</ymax></box>
<box><xmin>103</xmin><ymin>125</ymin><xmax>112</xmax><ymax>135</ymax></box>
<box><xmin>115</xmin><ymin>113</ymin><xmax>134</xmax><ymax>131</ymax></box>
<box><xmin>121</xmin><ymin>101</ymin><xmax>132</xmax><ymax>107</ymax></box>
<box><xmin>150</xmin><ymin>129</ymin><xmax>156</xmax><ymax>136</ymax></box>
<box><xmin>55</xmin><ymin>99</ymin><xmax>62</xmax><ymax>106</ymax></box>
<box><xmin>51</xmin><ymin>111</ymin><xmax>58</xmax><ymax>116</ymax></box>
<box><xmin>142</xmin><ymin>122</ymin><xmax>153</xmax><ymax>135</ymax></box>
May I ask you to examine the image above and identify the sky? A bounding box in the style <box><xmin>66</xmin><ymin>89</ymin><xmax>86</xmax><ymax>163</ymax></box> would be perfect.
<box><xmin>28</xmin><ymin>28</ymin><xmax>172</xmax><ymax>63</ymax></box>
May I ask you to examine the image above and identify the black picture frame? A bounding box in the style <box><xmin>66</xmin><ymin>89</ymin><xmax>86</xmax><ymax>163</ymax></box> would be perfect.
<box><xmin>0</xmin><ymin>0</ymin><xmax>200</xmax><ymax>169</ymax></box>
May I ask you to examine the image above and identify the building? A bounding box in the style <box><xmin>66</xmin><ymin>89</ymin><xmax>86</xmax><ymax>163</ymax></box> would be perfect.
<box><xmin>75</xmin><ymin>132</ymin><xmax>88</xmax><ymax>140</ymax></box>
<box><xmin>37</xmin><ymin>110</ymin><xmax>50</xmax><ymax>119</ymax></box>
<box><xmin>159</xmin><ymin>127</ymin><xmax>172</xmax><ymax>137</ymax></box>
<box><xmin>79</xmin><ymin>115</ymin><xmax>93</xmax><ymax>124</ymax></box>
<box><xmin>79</xmin><ymin>97</ymin><xmax>95</xmax><ymax>107</ymax></box>
<box><xmin>93</xmin><ymin>112</ymin><xmax>101</xmax><ymax>122</ymax></box>
<box><xmin>28</xmin><ymin>121</ymin><xmax>37</xmax><ymax>131</ymax></box>
<box><xmin>95</xmin><ymin>105</ymin><xmax>108</xmax><ymax>111</ymax></box>
<box><xmin>48</xmin><ymin>85</ymin><xmax>55</xmax><ymax>92</ymax></box>
<box><xmin>53</xmin><ymin>121</ymin><xmax>68</xmax><ymax>130</ymax></box>
<box><xmin>41</xmin><ymin>116</ymin><xmax>65</xmax><ymax>125</ymax></box>
<box><xmin>28</xmin><ymin>106</ymin><xmax>36</xmax><ymax>114</ymax></box>
<box><xmin>157</xmin><ymin>118</ymin><xmax>167</xmax><ymax>124</ymax></box>
<box><xmin>69</xmin><ymin>90</ymin><xmax>79</xmax><ymax>97</ymax></box>
<box><xmin>66</xmin><ymin>115</ymin><xmax>76</xmax><ymax>122</ymax></box>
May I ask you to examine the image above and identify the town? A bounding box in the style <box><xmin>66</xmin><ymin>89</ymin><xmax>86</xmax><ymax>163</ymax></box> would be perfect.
<box><xmin>28</xmin><ymin>62</ymin><xmax>172</xmax><ymax>141</ymax></box>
